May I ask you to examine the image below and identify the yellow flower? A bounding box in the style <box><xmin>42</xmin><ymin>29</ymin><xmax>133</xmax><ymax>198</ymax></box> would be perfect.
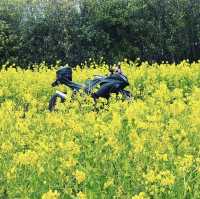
<box><xmin>159</xmin><ymin>170</ymin><xmax>175</xmax><ymax>186</ymax></box>
<box><xmin>104</xmin><ymin>178</ymin><xmax>114</xmax><ymax>189</ymax></box>
<box><xmin>74</xmin><ymin>170</ymin><xmax>86</xmax><ymax>184</ymax></box>
<box><xmin>1</xmin><ymin>142</ymin><xmax>13</xmax><ymax>153</ymax></box>
<box><xmin>6</xmin><ymin>167</ymin><xmax>16</xmax><ymax>180</ymax></box>
<box><xmin>111</xmin><ymin>112</ymin><xmax>121</xmax><ymax>132</ymax></box>
<box><xmin>144</xmin><ymin>170</ymin><xmax>157</xmax><ymax>183</ymax></box>
<box><xmin>77</xmin><ymin>191</ymin><xmax>87</xmax><ymax>199</ymax></box>
<box><xmin>64</xmin><ymin>158</ymin><xmax>77</xmax><ymax>169</ymax></box>
<box><xmin>59</xmin><ymin>141</ymin><xmax>80</xmax><ymax>155</ymax></box>
<box><xmin>14</xmin><ymin>150</ymin><xmax>39</xmax><ymax>167</ymax></box>
<box><xmin>155</xmin><ymin>152</ymin><xmax>168</xmax><ymax>161</ymax></box>
<box><xmin>129</xmin><ymin>131</ymin><xmax>145</xmax><ymax>154</ymax></box>
<box><xmin>0</xmin><ymin>89</ymin><xmax>4</xmax><ymax>96</ymax></box>
<box><xmin>175</xmin><ymin>155</ymin><xmax>193</xmax><ymax>174</ymax></box>
<box><xmin>41</xmin><ymin>190</ymin><xmax>60</xmax><ymax>199</ymax></box>
<box><xmin>132</xmin><ymin>192</ymin><xmax>148</xmax><ymax>199</ymax></box>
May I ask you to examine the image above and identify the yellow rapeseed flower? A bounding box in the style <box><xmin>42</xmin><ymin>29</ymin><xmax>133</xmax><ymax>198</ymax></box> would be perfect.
<box><xmin>132</xmin><ymin>192</ymin><xmax>148</xmax><ymax>199</ymax></box>
<box><xmin>74</xmin><ymin>170</ymin><xmax>86</xmax><ymax>184</ymax></box>
<box><xmin>77</xmin><ymin>191</ymin><xmax>87</xmax><ymax>199</ymax></box>
<box><xmin>41</xmin><ymin>190</ymin><xmax>60</xmax><ymax>199</ymax></box>
<box><xmin>104</xmin><ymin>178</ymin><xmax>114</xmax><ymax>189</ymax></box>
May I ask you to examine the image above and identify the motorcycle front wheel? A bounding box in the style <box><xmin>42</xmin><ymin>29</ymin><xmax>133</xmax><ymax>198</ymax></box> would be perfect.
<box><xmin>48</xmin><ymin>91</ymin><xmax>66</xmax><ymax>111</ymax></box>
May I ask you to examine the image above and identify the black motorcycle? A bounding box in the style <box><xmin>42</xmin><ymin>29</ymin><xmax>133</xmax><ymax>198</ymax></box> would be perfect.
<box><xmin>48</xmin><ymin>66</ymin><xmax>132</xmax><ymax>111</ymax></box>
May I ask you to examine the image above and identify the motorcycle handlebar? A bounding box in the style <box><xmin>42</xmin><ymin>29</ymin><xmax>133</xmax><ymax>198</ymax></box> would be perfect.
<box><xmin>52</xmin><ymin>80</ymin><xmax>60</xmax><ymax>87</ymax></box>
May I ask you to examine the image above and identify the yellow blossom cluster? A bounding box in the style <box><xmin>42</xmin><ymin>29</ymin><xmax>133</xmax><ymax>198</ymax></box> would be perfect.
<box><xmin>0</xmin><ymin>60</ymin><xmax>200</xmax><ymax>198</ymax></box>
<box><xmin>41</xmin><ymin>190</ymin><xmax>60</xmax><ymax>199</ymax></box>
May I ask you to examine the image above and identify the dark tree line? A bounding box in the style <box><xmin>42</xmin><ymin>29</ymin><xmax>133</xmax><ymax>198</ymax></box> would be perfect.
<box><xmin>0</xmin><ymin>0</ymin><xmax>199</xmax><ymax>68</ymax></box>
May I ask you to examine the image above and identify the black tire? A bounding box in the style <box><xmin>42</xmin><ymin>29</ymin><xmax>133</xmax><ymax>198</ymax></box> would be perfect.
<box><xmin>48</xmin><ymin>92</ymin><xmax>67</xmax><ymax>111</ymax></box>
<box><xmin>48</xmin><ymin>94</ymin><xmax>58</xmax><ymax>112</ymax></box>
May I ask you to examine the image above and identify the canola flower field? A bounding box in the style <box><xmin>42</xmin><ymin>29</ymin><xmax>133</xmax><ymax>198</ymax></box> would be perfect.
<box><xmin>0</xmin><ymin>61</ymin><xmax>200</xmax><ymax>199</ymax></box>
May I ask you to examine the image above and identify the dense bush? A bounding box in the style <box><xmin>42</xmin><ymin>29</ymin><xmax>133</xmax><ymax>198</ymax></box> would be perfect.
<box><xmin>0</xmin><ymin>0</ymin><xmax>199</xmax><ymax>67</ymax></box>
